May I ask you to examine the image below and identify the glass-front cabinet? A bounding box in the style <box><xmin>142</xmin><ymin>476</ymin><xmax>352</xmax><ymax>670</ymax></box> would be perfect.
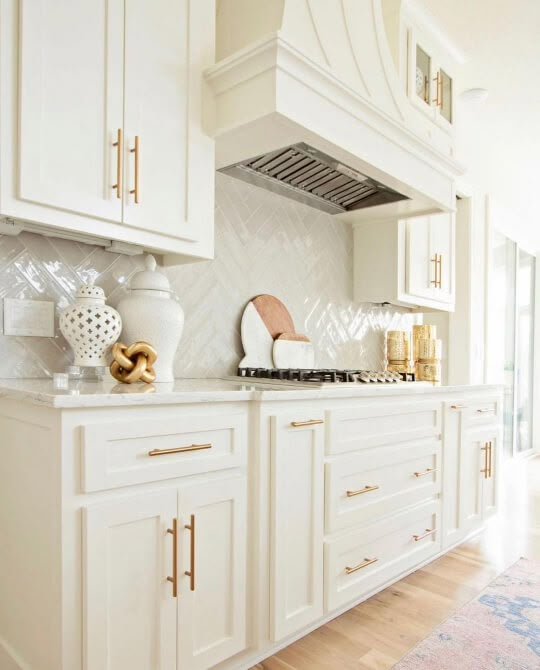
<box><xmin>407</xmin><ymin>28</ymin><xmax>454</xmax><ymax>131</ymax></box>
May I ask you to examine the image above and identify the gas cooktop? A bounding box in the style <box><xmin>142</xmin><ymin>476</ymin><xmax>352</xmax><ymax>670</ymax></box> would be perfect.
<box><xmin>236</xmin><ymin>367</ymin><xmax>414</xmax><ymax>387</ymax></box>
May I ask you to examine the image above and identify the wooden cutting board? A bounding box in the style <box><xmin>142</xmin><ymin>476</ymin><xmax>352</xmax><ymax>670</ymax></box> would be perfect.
<box><xmin>272</xmin><ymin>332</ymin><xmax>315</xmax><ymax>369</ymax></box>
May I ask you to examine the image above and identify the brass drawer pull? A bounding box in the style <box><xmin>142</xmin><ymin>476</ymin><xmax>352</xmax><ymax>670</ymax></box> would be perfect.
<box><xmin>346</xmin><ymin>484</ymin><xmax>380</xmax><ymax>497</ymax></box>
<box><xmin>112</xmin><ymin>128</ymin><xmax>122</xmax><ymax>198</ymax></box>
<box><xmin>413</xmin><ymin>528</ymin><xmax>435</xmax><ymax>542</ymax></box>
<box><xmin>430</xmin><ymin>254</ymin><xmax>439</xmax><ymax>286</ymax></box>
<box><xmin>488</xmin><ymin>441</ymin><xmax>493</xmax><ymax>478</ymax></box>
<box><xmin>290</xmin><ymin>419</ymin><xmax>324</xmax><ymax>428</ymax></box>
<box><xmin>413</xmin><ymin>467</ymin><xmax>437</xmax><ymax>478</ymax></box>
<box><xmin>345</xmin><ymin>557</ymin><xmax>378</xmax><ymax>574</ymax></box>
<box><xmin>450</xmin><ymin>404</ymin><xmax>467</xmax><ymax>410</ymax></box>
<box><xmin>166</xmin><ymin>518</ymin><xmax>178</xmax><ymax>597</ymax></box>
<box><xmin>129</xmin><ymin>135</ymin><xmax>140</xmax><ymax>203</ymax></box>
<box><xmin>476</xmin><ymin>408</ymin><xmax>495</xmax><ymax>414</ymax></box>
<box><xmin>481</xmin><ymin>442</ymin><xmax>489</xmax><ymax>478</ymax></box>
<box><xmin>184</xmin><ymin>514</ymin><xmax>195</xmax><ymax>591</ymax></box>
<box><xmin>148</xmin><ymin>443</ymin><xmax>212</xmax><ymax>457</ymax></box>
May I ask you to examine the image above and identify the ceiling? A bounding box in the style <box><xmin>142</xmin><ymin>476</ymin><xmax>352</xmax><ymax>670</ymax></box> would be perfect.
<box><xmin>421</xmin><ymin>0</ymin><xmax>540</xmax><ymax>250</ymax></box>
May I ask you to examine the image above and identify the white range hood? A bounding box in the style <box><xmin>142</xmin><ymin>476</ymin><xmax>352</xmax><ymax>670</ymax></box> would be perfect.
<box><xmin>205</xmin><ymin>0</ymin><xmax>463</xmax><ymax>221</ymax></box>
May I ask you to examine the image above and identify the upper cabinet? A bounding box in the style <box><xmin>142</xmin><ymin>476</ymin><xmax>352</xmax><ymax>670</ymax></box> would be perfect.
<box><xmin>353</xmin><ymin>212</ymin><xmax>455</xmax><ymax>312</ymax></box>
<box><xmin>0</xmin><ymin>0</ymin><xmax>215</xmax><ymax>262</ymax></box>
<box><xmin>408</xmin><ymin>26</ymin><xmax>455</xmax><ymax>132</ymax></box>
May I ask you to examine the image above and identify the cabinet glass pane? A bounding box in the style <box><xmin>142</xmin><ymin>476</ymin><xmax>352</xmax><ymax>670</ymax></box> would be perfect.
<box><xmin>516</xmin><ymin>250</ymin><xmax>535</xmax><ymax>453</ymax></box>
<box><xmin>415</xmin><ymin>45</ymin><xmax>430</xmax><ymax>104</ymax></box>
<box><xmin>440</xmin><ymin>68</ymin><xmax>453</xmax><ymax>123</ymax></box>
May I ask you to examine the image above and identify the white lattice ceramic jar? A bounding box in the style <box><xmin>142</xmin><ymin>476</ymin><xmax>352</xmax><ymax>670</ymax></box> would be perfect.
<box><xmin>116</xmin><ymin>255</ymin><xmax>184</xmax><ymax>383</ymax></box>
<box><xmin>59</xmin><ymin>283</ymin><xmax>122</xmax><ymax>367</ymax></box>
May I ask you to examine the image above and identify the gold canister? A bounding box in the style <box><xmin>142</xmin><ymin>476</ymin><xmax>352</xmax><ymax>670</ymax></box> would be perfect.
<box><xmin>417</xmin><ymin>337</ymin><xmax>442</xmax><ymax>361</ymax></box>
<box><xmin>387</xmin><ymin>330</ymin><xmax>410</xmax><ymax>363</ymax></box>
<box><xmin>413</xmin><ymin>324</ymin><xmax>437</xmax><ymax>362</ymax></box>
<box><xmin>416</xmin><ymin>361</ymin><xmax>441</xmax><ymax>383</ymax></box>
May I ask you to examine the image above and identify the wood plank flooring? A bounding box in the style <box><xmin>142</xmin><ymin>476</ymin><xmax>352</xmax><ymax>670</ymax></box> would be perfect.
<box><xmin>253</xmin><ymin>455</ymin><xmax>540</xmax><ymax>669</ymax></box>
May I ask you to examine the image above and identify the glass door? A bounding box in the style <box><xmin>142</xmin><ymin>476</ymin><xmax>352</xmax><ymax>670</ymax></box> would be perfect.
<box><xmin>516</xmin><ymin>250</ymin><xmax>535</xmax><ymax>454</ymax></box>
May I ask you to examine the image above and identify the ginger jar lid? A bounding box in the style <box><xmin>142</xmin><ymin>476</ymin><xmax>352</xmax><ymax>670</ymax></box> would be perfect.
<box><xmin>129</xmin><ymin>255</ymin><xmax>171</xmax><ymax>293</ymax></box>
<box><xmin>75</xmin><ymin>282</ymin><xmax>106</xmax><ymax>302</ymax></box>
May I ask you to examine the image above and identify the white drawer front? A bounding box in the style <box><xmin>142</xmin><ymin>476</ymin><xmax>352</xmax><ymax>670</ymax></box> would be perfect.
<box><xmin>325</xmin><ymin>440</ymin><xmax>441</xmax><ymax>533</ymax></box>
<box><xmin>81</xmin><ymin>412</ymin><xmax>247</xmax><ymax>492</ymax></box>
<box><xmin>324</xmin><ymin>500</ymin><xmax>441</xmax><ymax>612</ymax></box>
<box><xmin>326</xmin><ymin>400</ymin><xmax>442</xmax><ymax>455</ymax></box>
<box><xmin>463</xmin><ymin>396</ymin><xmax>501</xmax><ymax>430</ymax></box>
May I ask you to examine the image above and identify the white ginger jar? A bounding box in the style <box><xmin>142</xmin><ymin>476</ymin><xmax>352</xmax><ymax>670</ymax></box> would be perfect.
<box><xmin>117</xmin><ymin>255</ymin><xmax>184</xmax><ymax>383</ymax></box>
<box><xmin>59</xmin><ymin>282</ymin><xmax>122</xmax><ymax>367</ymax></box>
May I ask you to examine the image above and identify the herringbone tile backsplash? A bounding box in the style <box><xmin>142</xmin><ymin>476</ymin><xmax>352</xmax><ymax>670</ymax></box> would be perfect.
<box><xmin>0</xmin><ymin>173</ymin><xmax>421</xmax><ymax>378</ymax></box>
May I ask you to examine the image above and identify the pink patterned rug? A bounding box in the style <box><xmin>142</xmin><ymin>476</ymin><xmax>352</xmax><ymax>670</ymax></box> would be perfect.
<box><xmin>393</xmin><ymin>558</ymin><xmax>540</xmax><ymax>670</ymax></box>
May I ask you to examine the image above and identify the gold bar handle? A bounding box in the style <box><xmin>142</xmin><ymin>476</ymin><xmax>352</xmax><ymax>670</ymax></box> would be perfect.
<box><xmin>346</xmin><ymin>484</ymin><xmax>380</xmax><ymax>497</ymax></box>
<box><xmin>430</xmin><ymin>254</ymin><xmax>439</xmax><ymax>286</ymax></box>
<box><xmin>413</xmin><ymin>528</ymin><xmax>436</xmax><ymax>542</ymax></box>
<box><xmin>129</xmin><ymin>135</ymin><xmax>140</xmax><ymax>203</ymax></box>
<box><xmin>432</xmin><ymin>71</ymin><xmax>441</xmax><ymax>106</ymax></box>
<box><xmin>476</xmin><ymin>408</ymin><xmax>495</xmax><ymax>414</ymax></box>
<box><xmin>450</xmin><ymin>404</ymin><xmax>468</xmax><ymax>410</ymax></box>
<box><xmin>184</xmin><ymin>514</ymin><xmax>195</xmax><ymax>591</ymax></box>
<box><xmin>345</xmin><ymin>557</ymin><xmax>378</xmax><ymax>574</ymax></box>
<box><xmin>290</xmin><ymin>419</ymin><xmax>324</xmax><ymax>428</ymax></box>
<box><xmin>480</xmin><ymin>443</ymin><xmax>489</xmax><ymax>478</ymax></box>
<box><xmin>148</xmin><ymin>443</ymin><xmax>212</xmax><ymax>457</ymax></box>
<box><xmin>112</xmin><ymin>128</ymin><xmax>122</xmax><ymax>198</ymax></box>
<box><xmin>166</xmin><ymin>518</ymin><xmax>178</xmax><ymax>598</ymax></box>
<box><xmin>438</xmin><ymin>254</ymin><xmax>443</xmax><ymax>289</ymax></box>
<box><xmin>413</xmin><ymin>467</ymin><xmax>437</xmax><ymax>478</ymax></box>
<box><xmin>488</xmin><ymin>441</ymin><xmax>493</xmax><ymax>478</ymax></box>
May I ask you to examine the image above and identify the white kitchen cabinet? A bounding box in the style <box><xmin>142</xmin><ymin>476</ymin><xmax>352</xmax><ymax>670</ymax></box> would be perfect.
<box><xmin>353</xmin><ymin>212</ymin><xmax>455</xmax><ymax>311</ymax></box>
<box><xmin>270</xmin><ymin>413</ymin><xmax>325</xmax><ymax>641</ymax></box>
<box><xmin>442</xmin><ymin>400</ymin><xmax>501</xmax><ymax>549</ymax></box>
<box><xmin>84</xmin><ymin>490</ymin><xmax>178</xmax><ymax>670</ymax></box>
<box><xmin>1</xmin><ymin>0</ymin><xmax>215</xmax><ymax>261</ymax></box>
<box><xmin>178</xmin><ymin>476</ymin><xmax>247</xmax><ymax>670</ymax></box>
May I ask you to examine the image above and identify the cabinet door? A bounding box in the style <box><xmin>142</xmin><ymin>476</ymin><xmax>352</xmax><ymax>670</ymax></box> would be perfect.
<box><xmin>458</xmin><ymin>431</ymin><xmax>484</xmax><ymax>533</ymax></box>
<box><xmin>405</xmin><ymin>216</ymin><xmax>434</xmax><ymax>301</ymax></box>
<box><xmin>270</xmin><ymin>413</ymin><xmax>325</xmax><ymax>641</ymax></box>
<box><xmin>18</xmin><ymin>0</ymin><xmax>123</xmax><ymax>221</ymax></box>
<box><xmin>123</xmin><ymin>0</ymin><xmax>214</xmax><ymax>243</ymax></box>
<box><xmin>429</xmin><ymin>213</ymin><xmax>455</xmax><ymax>304</ymax></box>
<box><xmin>83</xmin><ymin>490</ymin><xmax>177</xmax><ymax>670</ymax></box>
<box><xmin>178</xmin><ymin>475</ymin><xmax>247</xmax><ymax>670</ymax></box>
<box><xmin>442</xmin><ymin>403</ymin><xmax>466</xmax><ymax>548</ymax></box>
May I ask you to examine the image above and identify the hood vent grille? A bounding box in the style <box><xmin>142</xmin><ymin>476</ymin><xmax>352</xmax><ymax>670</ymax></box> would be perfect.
<box><xmin>219</xmin><ymin>143</ymin><xmax>409</xmax><ymax>215</ymax></box>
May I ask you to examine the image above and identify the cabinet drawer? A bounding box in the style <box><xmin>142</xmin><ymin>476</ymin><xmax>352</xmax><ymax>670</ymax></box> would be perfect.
<box><xmin>325</xmin><ymin>440</ymin><xmax>440</xmax><ymax>533</ymax></box>
<box><xmin>326</xmin><ymin>400</ymin><xmax>442</xmax><ymax>455</ymax></box>
<box><xmin>81</xmin><ymin>411</ymin><xmax>247</xmax><ymax>492</ymax></box>
<box><xmin>324</xmin><ymin>500</ymin><xmax>441</xmax><ymax>612</ymax></box>
<box><xmin>463</xmin><ymin>397</ymin><xmax>501</xmax><ymax>429</ymax></box>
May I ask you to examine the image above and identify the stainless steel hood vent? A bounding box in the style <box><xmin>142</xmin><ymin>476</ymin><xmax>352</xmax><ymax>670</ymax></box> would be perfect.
<box><xmin>219</xmin><ymin>143</ymin><xmax>409</xmax><ymax>215</ymax></box>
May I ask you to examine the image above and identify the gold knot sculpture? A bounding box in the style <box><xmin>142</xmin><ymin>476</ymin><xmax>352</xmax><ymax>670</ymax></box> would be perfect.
<box><xmin>110</xmin><ymin>341</ymin><xmax>158</xmax><ymax>384</ymax></box>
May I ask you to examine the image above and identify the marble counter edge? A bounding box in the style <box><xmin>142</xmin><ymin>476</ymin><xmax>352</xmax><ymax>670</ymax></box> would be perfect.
<box><xmin>0</xmin><ymin>380</ymin><xmax>504</xmax><ymax>409</ymax></box>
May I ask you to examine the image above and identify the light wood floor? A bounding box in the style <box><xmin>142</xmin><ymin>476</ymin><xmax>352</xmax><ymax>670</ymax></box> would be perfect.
<box><xmin>254</xmin><ymin>456</ymin><xmax>540</xmax><ymax>670</ymax></box>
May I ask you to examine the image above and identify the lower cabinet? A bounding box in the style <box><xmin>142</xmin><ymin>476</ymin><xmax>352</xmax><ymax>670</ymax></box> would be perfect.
<box><xmin>269</xmin><ymin>413</ymin><xmax>325</xmax><ymax>641</ymax></box>
<box><xmin>84</xmin><ymin>475</ymin><xmax>247</xmax><ymax>670</ymax></box>
<box><xmin>443</xmin><ymin>402</ymin><xmax>501</xmax><ymax>549</ymax></box>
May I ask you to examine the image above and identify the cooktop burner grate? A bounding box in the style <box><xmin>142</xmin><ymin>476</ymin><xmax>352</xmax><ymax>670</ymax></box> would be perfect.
<box><xmin>237</xmin><ymin>367</ymin><xmax>413</xmax><ymax>384</ymax></box>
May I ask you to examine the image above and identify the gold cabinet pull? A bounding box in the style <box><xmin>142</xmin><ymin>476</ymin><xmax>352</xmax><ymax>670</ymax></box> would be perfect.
<box><xmin>129</xmin><ymin>135</ymin><xmax>140</xmax><ymax>203</ymax></box>
<box><xmin>432</xmin><ymin>71</ymin><xmax>442</xmax><ymax>107</ymax></box>
<box><xmin>480</xmin><ymin>443</ymin><xmax>489</xmax><ymax>478</ymax></box>
<box><xmin>184</xmin><ymin>514</ymin><xmax>195</xmax><ymax>591</ymax></box>
<box><xmin>413</xmin><ymin>528</ymin><xmax>435</xmax><ymax>542</ymax></box>
<box><xmin>430</xmin><ymin>254</ymin><xmax>439</xmax><ymax>286</ymax></box>
<box><xmin>112</xmin><ymin>128</ymin><xmax>122</xmax><ymax>198</ymax></box>
<box><xmin>488</xmin><ymin>441</ymin><xmax>493</xmax><ymax>478</ymax></box>
<box><xmin>450</xmin><ymin>404</ymin><xmax>468</xmax><ymax>410</ymax></box>
<box><xmin>476</xmin><ymin>408</ymin><xmax>495</xmax><ymax>414</ymax></box>
<box><xmin>166</xmin><ymin>518</ymin><xmax>178</xmax><ymax>597</ymax></box>
<box><xmin>345</xmin><ymin>557</ymin><xmax>378</xmax><ymax>574</ymax></box>
<box><xmin>148</xmin><ymin>443</ymin><xmax>212</xmax><ymax>457</ymax></box>
<box><xmin>438</xmin><ymin>254</ymin><xmax>443</xmax><ymax>289</ymax></box>
<box><xmin>290</xmin><ymin>419</ymin><xmax>324</xmax><ymax>428</ymax></box>
<box><xmin>413</xmin><ymin>467</ymin><xmax>437</xmax><ymax>478</ymax></box>
<box><xmin>346</xmin><ymin>484</ymin><xmax>380</xmax><ymax>497</ymax></box>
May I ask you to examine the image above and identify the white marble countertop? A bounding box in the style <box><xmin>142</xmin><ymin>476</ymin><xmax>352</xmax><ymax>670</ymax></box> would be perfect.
<box><xmin>0</xmin><ymin>378</ymin><xmax>504</xmax><ymax>408</ymax></box>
